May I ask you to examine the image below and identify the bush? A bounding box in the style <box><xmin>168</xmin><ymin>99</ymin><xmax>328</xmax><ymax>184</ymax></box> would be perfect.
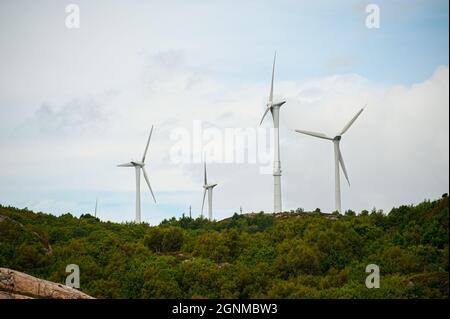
<box><xmin>144</xmin><ymin>227</ymin><xmax>184</xmax><ymax>253</ymax></box>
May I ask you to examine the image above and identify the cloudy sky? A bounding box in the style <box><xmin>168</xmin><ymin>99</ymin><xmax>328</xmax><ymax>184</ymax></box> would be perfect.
<box><xmin>0</xmin><ymin>0</ymin><xmax>448</xmax><ymax>224</ymax></box>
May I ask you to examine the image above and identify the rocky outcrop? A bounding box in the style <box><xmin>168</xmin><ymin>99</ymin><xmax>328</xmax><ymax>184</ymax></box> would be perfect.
<box><xmin>0</xmin><ymin>268</ymin><xmax>94</xmax><ymax>299</ymax></box>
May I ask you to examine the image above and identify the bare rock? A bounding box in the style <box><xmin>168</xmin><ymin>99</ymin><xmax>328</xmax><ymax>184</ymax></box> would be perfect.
<box><xmin>0</xmin><ymin>268</ymin><xmax>94</xmax><ymax>299</ymax></box>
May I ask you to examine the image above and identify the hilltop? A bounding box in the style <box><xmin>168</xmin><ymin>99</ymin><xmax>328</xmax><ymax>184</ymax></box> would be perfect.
<box><xmin>0</xmin><ymin>196</ymin><xmax>448</xmax><ymax>298</ymax></box>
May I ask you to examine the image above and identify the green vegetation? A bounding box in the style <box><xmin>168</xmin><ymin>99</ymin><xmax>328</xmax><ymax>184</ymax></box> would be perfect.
<box><xmin>0</xmin><ymin>196</ymin><xmax>448</xmax><ymax>299</ymax></box>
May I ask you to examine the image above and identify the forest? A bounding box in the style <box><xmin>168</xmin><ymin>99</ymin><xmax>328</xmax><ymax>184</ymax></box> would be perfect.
<box><xmin>0</xmin><ymin>195</ymin><xmax>448</xmax><ymax>299</ymax></box>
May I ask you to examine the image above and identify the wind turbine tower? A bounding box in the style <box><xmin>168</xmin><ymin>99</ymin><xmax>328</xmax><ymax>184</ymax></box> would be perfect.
<box><xmin>295</xmin><ymin>107</ymin><xmax>365</xmax><ymax>212</ymax></box>
<box><xmin>260</xmin><ymin>52</ymin><xmax>286</xmax><ymax>213</ymax></box>
<box><xmin>201</xmin><ymin>162</ymin><xmax>218</xmax><ymax>221</ymax></box>
<box><xmin>94</xmin><ymin>198</ymin><xmax>98</xmax><ymax>218</ymax></box>
<box><xmin>118</xmin><ymin>126</ymin><xmax>157</xmax><ymax>223</ymax></box>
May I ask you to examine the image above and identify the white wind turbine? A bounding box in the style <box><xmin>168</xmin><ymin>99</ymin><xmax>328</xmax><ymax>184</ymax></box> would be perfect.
<box><xmin>94</xmin><ymin>198</ymin><xmax>98</xmax><ymax>218</ymax></box>
<box><xmin>260</xmin><ymin>51</ymin><xmax>286</xmax><ymax>213</ymax></box>
<box><xmin>201</xmin><ymin>162</ymin><xmax>218</xmax><ymax>221</ymax></box>
<box><xmin>295</xmin><ymin>107</ymin><xmax>365</xmax><ymax>213</ymax></box>
<box><xmin>117</xmin><ymin>126</ymin><xmax>157</xmax><ymax>223</ymax></box>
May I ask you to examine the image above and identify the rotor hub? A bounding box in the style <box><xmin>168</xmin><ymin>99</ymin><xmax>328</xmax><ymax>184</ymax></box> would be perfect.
<box><xmin>131</xmin><ymin>161</ymin><xmax>144</xmax><ymax>167</ymax></box>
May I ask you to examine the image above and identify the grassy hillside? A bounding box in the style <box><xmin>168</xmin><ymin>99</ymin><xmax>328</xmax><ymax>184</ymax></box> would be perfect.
<box><xmin>0</xmin><ymin>196</ymin><xmax>448</xmax><ymax>299</ymax></box>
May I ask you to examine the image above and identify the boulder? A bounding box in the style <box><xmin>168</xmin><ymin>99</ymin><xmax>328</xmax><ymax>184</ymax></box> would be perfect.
<box><xmin>0</xmin><ymin>268</ymin><xmax>94</xmax><ymax>299</ymax></box>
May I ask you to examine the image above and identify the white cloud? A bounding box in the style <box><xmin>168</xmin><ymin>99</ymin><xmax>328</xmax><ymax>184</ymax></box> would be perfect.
<box><xmin>281</xmin><ymin>66</ymin><xmax>449</xmax><ymax>213</ymax></box>
<box><xmin>2</xmin><ymin>62</ymin><xmax>447</xmax><ymax>223</ymax></box>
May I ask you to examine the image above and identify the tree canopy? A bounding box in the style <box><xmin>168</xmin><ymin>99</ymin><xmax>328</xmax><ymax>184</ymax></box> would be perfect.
<box><xmin>0</xmin><ymin>196</ymin><xmax>448</xmax><ymax>299</ymax></box>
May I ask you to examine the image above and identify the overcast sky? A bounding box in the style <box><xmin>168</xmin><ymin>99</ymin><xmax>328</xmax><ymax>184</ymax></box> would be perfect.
<box><xmin>0</xmin><ymin>0</ymin><xmax>448</xmax><ymax>224</ymax></box>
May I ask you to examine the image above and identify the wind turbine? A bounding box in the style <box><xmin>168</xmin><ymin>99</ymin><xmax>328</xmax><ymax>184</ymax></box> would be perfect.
<box><xmin>201</xmin><ymin>162</ymin><xmax>217</xmax><ymax>221</ymax></box>
<box><xmin>117</xmin><ymin>126</ymin><xmax>157</xmax><ymax>223</ymax></box>
<box><xmin>260</xmin><ymin>51</ymin><xmax>286</xmax><ymax>213</ymax></box>
<box><xmin>295</xmin><ymin>107</ymin><xmax>365</xmax><ymax>212</ymax></box>
<box><xmin>94</xmin><ymin>198</ymin><xmax>98</xmax><ymax>218</ymax></box>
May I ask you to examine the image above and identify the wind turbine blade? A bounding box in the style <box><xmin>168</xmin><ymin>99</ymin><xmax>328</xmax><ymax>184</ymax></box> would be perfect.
<box><xmin>142</xmin><ymin>126</ymin><xmax>154</xmax><ymax>163</ymax></box>
<box><xmin>142</xmin><ymin>168</ymin><xmax>156</xmax><ymax>203</ymax></box>
<box><xmin>201</xmin><ymin>189</ymin><xmax>207</xmax><ymax>215</ymax></box>
<box><xmin>117</xmin><ymin>162</ymin><xmax>134</xmax><ymax>167</ymax></box>
<box><xmin>259</xmin><ymin>106</ymin><xmax>271</xmax><ymax>125</ymax></box>
<box><xmin>339</xmin><ymin>107</ymin><xmax>365</xmax><ymax>136</ymax></box>
<box><xmin>337</xmin><ymin>145</ymin><xmax>350</xmax><ymax>186</ymax></box>
<box><xmin>269</xmin><ymin>51</ymin><xmax>276</xmax><ymax>104</ymax></box>
<box><xmin>204</xmin><ymin>162</ymin><xmax>207</xmax><ymax>185</ymax></box>
<box><xmin>295</xmin><ymin>129</ymin><xmax>333</xmax><ymax>140</ymax></box>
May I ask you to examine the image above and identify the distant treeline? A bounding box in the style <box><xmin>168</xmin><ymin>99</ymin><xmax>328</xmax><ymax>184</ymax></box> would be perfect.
<box><xmin>0</xmin><ymin>196</ymin><xmax>448</xmax><ymax>298</ymax></box>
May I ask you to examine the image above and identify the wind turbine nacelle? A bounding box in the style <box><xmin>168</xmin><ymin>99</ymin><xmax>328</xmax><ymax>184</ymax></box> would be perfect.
<box><xmin>334</xmin><ymin>136</ymin><xmax>342</xmax><ymax>141</ymax></box>
<box><xmin>131</xmin><ymin>161</ymin><xmax>144</xmax><ymax>167</ymax></box>
<box><xmin>273</xmin><ymin>101</ymin><xmax>286</xmax><ymax>108</ymax></box>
